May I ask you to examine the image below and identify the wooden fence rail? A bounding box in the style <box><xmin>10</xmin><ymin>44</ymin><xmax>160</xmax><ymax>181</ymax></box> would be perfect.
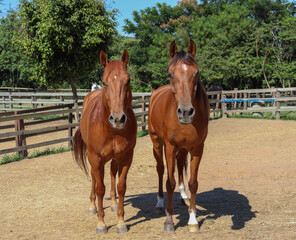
<box><xmin>0</xmin><ymin>93</ymin><xmax>151</xmax><ymax>158</ymax></box>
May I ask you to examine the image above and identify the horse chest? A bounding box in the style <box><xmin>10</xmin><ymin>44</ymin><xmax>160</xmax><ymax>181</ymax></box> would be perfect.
<box><xmin>99</xmin><ymin>135</ymin><xmax>131</xmax><ymax>160</ymax></box>
<box><xmin>167</xmin><ymin>127</ymin><xmax>199</xmax><ymax>147</ymax></box>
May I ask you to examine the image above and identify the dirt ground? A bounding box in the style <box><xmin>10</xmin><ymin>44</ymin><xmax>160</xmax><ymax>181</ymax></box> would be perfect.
<box><xmin>0</xmin><ymin>118</ymin><xmax>296</xmax><ymax>240</ymax></box>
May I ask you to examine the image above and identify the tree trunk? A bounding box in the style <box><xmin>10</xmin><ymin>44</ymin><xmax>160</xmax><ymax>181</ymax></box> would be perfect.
<box><xmin>256</xmin><ymin>38</ymin><xmax>271</xmax><ymax>89</ymax></box>
<box><xmin>69</xmin><ymin>75</ymin><xmax>79</xmax><ymax>122</ymax></box>
<box><xmin>69</xmin><ymin>75</ymin><xmax>78</xmax><ymax>104</ymax></box>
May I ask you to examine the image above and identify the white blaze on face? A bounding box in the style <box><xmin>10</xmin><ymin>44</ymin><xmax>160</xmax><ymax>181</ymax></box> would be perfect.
<box><xmin>182</xmin><ymin>64</ymin><xmax>188</xmax><ymax>72</ymax></box>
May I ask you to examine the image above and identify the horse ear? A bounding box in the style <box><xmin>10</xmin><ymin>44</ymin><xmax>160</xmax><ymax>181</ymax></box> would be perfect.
<box><xmin>121</xmin><ymin>49</ymin><xmax>129</xmax><ymax>67</ymax></box>
<box><xmin>188</xmin><ymin>40</ymin><xmax>196</xmax><ymax>57</ymax></box>
<box><xmin>100</xmin><ymin>50</ymin><xmax>108</xmax><ymax>67</ymax></box>
<box><xmin>169</xmin><ymin>41</ymin><xmax>178</xmax><ymax>58</ymax></box>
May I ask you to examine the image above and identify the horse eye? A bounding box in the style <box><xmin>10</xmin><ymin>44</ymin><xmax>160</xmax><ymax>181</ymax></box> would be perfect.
<box><xmin>127</xmin><ymin>79</ymin><xmax>130</xmax><ymax>85</ymax></box>
<box><xmin>168</xmin><ymin>73</ymin><xmax>172</xmax><ymax>78</ymax></box>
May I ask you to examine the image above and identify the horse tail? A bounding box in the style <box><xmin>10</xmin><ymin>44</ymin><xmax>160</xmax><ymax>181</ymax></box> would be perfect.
<box><xmin>72</xmin><ymin>127</ymin><xmax>88</xmax><ymax>175</ymax></box>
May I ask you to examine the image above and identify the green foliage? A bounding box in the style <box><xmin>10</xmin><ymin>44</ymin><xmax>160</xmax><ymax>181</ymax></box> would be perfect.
<box><xmin>228</xmin><ymin>111</ymin><xmax>296</xmax><ymax>121</ymax></box>
<box><xmin>136</xmin><ymin>129</ymin><xmax>149</xmax><ymax>138</ymax></box>
<box><xmin>28</xmin><ymin>146</ymin><xmax>71</xmax><ymax>159</ymax></box>
<box><xmin>123</xmin><ymin>0</ymin><xmax>296</xmax><ymax>90</ymax></box>
<box><xmin>0</xmin><ymin>153</ymin><xmax>22</xmax><ymax>165</ymax></box>
<box><xmin>1</xmin><ymin>0</ymin><xmax>296</xmax><ymax>91</ymax></box>
<box><xmin>0</xmin><ymin>146</ymin><xmax>72</xmax><ymax>165</ymax></box>
<box><xmin>16</xmin><ymin>0</ymin><xmax>116</xmax><ymax>93</ymax></box>
<box><xmin>0</xmin><ymin>10</ymin><xmax>37</xmax><ymax>88</ymax></box>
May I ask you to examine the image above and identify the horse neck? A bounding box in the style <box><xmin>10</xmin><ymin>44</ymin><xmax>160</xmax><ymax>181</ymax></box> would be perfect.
<box><xmin>89</xmin><ymin>90</ymin><xmax>110</xmax><ymax>125</ymax></box>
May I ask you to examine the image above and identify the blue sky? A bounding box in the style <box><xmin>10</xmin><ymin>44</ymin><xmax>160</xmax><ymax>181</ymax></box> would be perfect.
<box><xmin>0</xmin><ymin>0</ymin><xmax>179</xmax><ymax>35</ymax></box>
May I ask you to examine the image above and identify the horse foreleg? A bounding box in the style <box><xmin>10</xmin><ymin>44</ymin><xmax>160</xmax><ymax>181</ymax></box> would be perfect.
<box><xmin>164</xmin><ymin>144</ymin><xmax>177</xmax><ymax>232</ymax></box>
<box><xmin>88</xmin><ymin>152</ymin><xmax>107</xmax><ymax>234</ymax></box>
<box><xmin>176</xmin><ymin>148</ymin><xmax>190</xmax><ymax>206</ymax></box>
<box><xmin>187</xmin><ymin>146</ymin><xmax>204</xmax><ymax>233</ymax></box>
<box><xmin>88</xmin><ymin>172</ymin><xmax>97</xmax><ymax>215</ymax></box>
<box><xmin>151</xmin><ymin>135</ymin><xmax>164</xmax><ymax>211</ymax></box>
<box><xmin>110</xmin><ymin>159</ymin><xmax>118</xmax><ymax>212</ymax></box>
<box><xmin>116</xmin><ymin>149</ymin><xmax>134</xmax><ymax>233</ymax></box>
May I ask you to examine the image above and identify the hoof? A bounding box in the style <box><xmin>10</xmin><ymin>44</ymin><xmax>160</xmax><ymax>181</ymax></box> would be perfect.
<box><xmin>110</xmin><ymin>204</ymin><xmax>118</xmax><ymax>212</ymax></box>
<box><xmin>180</xmin><ymin>198</ymin><xmax>190</xmax><ymax>206</ymax></box>
<box><xmin>155</xmin><ymin>207</ymin><xmax>165</xmax><ymax>215</ymax></box>
<box><xmin>117</xmin><ymin>225</ymin><xmax>128</xmax><ymax>234</ymax></box>
<box><xmin>88</xmin><ymin>207</ymin><xmax>97</xmax><ymax>215</ymax></box>
<box><xmin>164</xmin><ymin>223</ymin><xmax>175</xmax><ymax>232</ymax></box>
<box><xmin>96</xmin><ymin>226</ymin><xmax>107</xmax><ymax>234</ymax></box>
<box><xmin>188</xmin><ymin>224</ymin><xmax>199</xmax><ymax>233</ymax></box>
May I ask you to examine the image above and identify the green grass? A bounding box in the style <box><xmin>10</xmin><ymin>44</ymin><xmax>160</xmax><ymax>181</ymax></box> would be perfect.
<box><xmin>0</xmin><ymin>146</ymin><xmax>72</xmax><ymax>165</ymax></box>
<box><xmin>31</xmin><ymin>114</ymin><xmax>62</xmax><ymax>120</ymax></box>
<box><xmin>210</xmin><ymin>114</ymin><xmax>222</xmax><ymax>120</ymax></box>
<box><xmin>228</xmin><ymin>111</ymin><xmax>296</xmax><ymax>121</ymax></box>
<box><xmin>137</xmin><ymin>129</ymin><xmax>149</xmax><ymax>138</ymax></box>
<box><xmin>28</xmin><ymin>146</ymin><xmax>72</xmax><ymax>159</ymax></box>
<box><xmin>0</xmin><ymin>154</ymin><xmax>22</xmax><ymax>165</ymax></box>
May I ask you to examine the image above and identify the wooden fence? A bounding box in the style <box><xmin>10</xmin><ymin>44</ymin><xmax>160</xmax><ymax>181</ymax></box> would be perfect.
<box><xmin>0</xmin><ymin>92</ymin><xmax>151</xmax><ymax>158</ymax></box>
<box><xmin>1</xmin><ymin>87</ymin><xmax>295</xmax><ymax>159</ymax></box>
<box><xmin>219</xmin><ymin>87</ymin><xmax>296</xmax><ymax>120</ymax></box>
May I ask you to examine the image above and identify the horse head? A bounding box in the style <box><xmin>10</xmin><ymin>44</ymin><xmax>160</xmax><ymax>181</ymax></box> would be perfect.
<box><xmin>168</xmin><ymin>40</ymin><xmax>199</xmax><ymax>125</ymax></box>
<box><xmin>100</xmin><ymin>49</ymin><xmax>132</xmax><ymax>129</ymax></box>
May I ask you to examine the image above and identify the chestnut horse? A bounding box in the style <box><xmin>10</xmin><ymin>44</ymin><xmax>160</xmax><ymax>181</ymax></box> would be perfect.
<box><xmin>73</xmin><ymin>50</ymin><xmax>137</xmax><ymax>234</ymax></box>
<box><xmin>148</xmin><ymin>40</ymin><xmax>209</xmax><ymax>232</ymax></box>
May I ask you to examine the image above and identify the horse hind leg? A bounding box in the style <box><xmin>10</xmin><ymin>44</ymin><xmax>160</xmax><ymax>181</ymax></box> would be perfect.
<box><xmin>151</xmin><ymin>134</ymin><xmax>165</xmax><ymax>213</ymax></box>
<box><xmin>177</xmin><ymin>148</ymin><xmax>190</xmax><ymax>206</ymax></box>
<box><xmin>110</xmin><ymin>159</ymin><xmax>118</xmax><ymax>212</ymax></box>
<box><xmin>88</xmin><ymin>172</ymin><xmax>97</xmax><ymax>215</ymax></box>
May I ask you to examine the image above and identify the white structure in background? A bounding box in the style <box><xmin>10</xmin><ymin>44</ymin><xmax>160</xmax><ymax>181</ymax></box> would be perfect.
<box><xmin>91</xmin><ymin>83</ymin><xmax>102</xmax><ymax>91</ymax></box>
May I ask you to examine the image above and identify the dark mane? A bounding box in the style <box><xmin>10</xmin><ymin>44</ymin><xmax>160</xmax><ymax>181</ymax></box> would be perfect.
<box><xmin>170</xmin><ymin>50</ymin><xmax>197</xmax><ymax>67</ymax></box>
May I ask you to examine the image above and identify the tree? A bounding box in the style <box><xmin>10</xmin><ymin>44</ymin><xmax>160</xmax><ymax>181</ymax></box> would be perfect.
<box><xmin>17</xmin><ymin>0</ymin><xmax>116</xmax><ymax>103</ymax></box>
<box><xmin>0</xmin><ymin>10</ymin><xmax>37</xmax><ymax>88</ymax></box>
<box><xmin>124</xmin><ymin>2</ymin><xmax>194</xmax><ymax>91</ymax></box>
<box><xmin>124</xmin><ymin>0</ymin><xmax>296</xmax><ymax>90</ymax></box>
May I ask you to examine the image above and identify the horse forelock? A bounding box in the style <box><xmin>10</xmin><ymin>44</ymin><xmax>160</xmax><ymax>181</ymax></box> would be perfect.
<box><xmin>169</xmin><ymin>50</ymin><xmax>197</xmax><ymax>69</ymax></box>
<box><xmin>103</xmin><ymin>60</ymin><xmax>129</xmax><ymax>81</ymax></box>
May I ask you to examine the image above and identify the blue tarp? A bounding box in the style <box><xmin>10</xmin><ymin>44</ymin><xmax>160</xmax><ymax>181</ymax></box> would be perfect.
<box><xmin>220</xmin><ymin>98</ymin><xmax>276</xmax><ymax>103</ymax></box>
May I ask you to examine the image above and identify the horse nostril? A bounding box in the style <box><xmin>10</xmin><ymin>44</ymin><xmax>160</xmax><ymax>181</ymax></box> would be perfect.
<box><xmin>109</xmin><ymin>115</ymin><xmax>114</xmax><ymax>122</ymax></box>
<box><xmin>177</xmin><ymin>108</ymin><xmax>182</xmax><ymax>115</ymax></box>
<box><xmin>120</xmin><ymin>114</ymin><xmax>126</xmax><ymax>124</ymax></box>
<box><xmin>189</xmin><ymin>107</ymin><xmax>195</xmax><ymax>116</ymax></box>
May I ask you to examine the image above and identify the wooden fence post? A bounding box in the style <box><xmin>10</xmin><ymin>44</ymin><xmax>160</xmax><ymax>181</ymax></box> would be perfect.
<box><xmin>221</xmin><ymin>93</ymin><xmax>227</xmax><ymax>118</ymax></box>
<box><xmin>14</xmin><ymin>111</ymin><xmax>28</xmax><ymax>158</ymax></box>
<box><xmin>68</xmin><ymin>105</ymin><xmax>73</xmax><ymax>147</ymax></box>
<box><xmin>275</xmin><ymin>90</ymin><xmax>281</xmax><ymax>120</ymax></box>
<box><xmin>271</xmin><ymin>87</ymin><xmax>276</xmax><ymax>116</ymax></box>
<box><xmin>9</xmin><ymin>92</ymin><xmax>12</xmax><ymax>111</ymax></box>
<box><xmin>233</xmin><ymin>88</ymin><xmax>238</xmax><ymax>110</ymax></box>
<box><xmin>141</xmin><ymin>96</ymin><xmax>146</xmax><ymax>131</ymax></box>
<box><xmin>73</xmin><ymin>102</ymin><xmax>80</xmax><ymax>123</ymax></box>
<box><xmin>243</xmin><ymin>92</ymin><xmax>247</xmax><ymax>113</ymax></box>
<box><xmin>32</xmin><ymin>95</ymin><xmax>37</xmax><ymax>109</ymax></box>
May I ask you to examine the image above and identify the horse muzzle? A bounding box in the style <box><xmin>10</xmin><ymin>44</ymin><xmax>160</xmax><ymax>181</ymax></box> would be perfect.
<box><xmin>177</xmin><ymin>105</ymin><xmax>195</xmax><ymax>125</ymax></box>
<box><xmin>109</xmin><ymin>112</ymin><xmax>127</xmax><ymax>129</ymax></box>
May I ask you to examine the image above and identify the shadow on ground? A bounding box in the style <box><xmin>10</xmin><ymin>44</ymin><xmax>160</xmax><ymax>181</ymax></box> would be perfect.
<box><xmin>121</xmin><ymin>187</ymin><xmax>256</xmax><ymax>230</ymax></box>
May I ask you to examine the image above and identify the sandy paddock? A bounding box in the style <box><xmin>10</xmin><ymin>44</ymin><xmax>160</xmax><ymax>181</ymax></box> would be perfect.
<box><xmin>0</xmin><ymin>118</ymin><xmax>296</xmax><ymax>239</ymax></box>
